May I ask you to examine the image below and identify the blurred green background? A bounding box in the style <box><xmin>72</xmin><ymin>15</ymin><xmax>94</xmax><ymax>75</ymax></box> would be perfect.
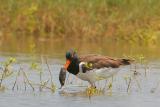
<box><xmin>0</xmin><ymin>0</ymin><xmax>159</xmax><ymax>60</ymax></box>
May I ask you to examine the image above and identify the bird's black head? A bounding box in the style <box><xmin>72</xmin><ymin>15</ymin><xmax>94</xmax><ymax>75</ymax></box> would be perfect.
<box><xmin>66</xmin><ymin>51</ymin><xmax>72</xmax><ymax>60</ymax></box>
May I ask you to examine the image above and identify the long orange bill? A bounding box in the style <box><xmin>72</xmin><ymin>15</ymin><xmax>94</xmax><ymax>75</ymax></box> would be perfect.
<box><xmin>64</xmin><ymin>59</ymin><xmax>71</xmax><ymax>70</ymax></box>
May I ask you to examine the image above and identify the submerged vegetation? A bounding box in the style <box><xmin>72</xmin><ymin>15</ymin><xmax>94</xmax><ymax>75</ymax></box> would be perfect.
<box><xmin>0</xmin><ymin>0</ymin><xmax>160</xmax><ymax>45</ymax></box>
<box><xmin>0</xmin><ymin>57</ymin><xmax>56</xmax><ymax>93</ymax></box>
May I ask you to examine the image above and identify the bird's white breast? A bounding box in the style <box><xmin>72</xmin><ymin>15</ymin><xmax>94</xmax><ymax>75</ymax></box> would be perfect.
<box><xmin>77</xmin><ymin>66</ymin><xmax>119</xmax><ymax>83</ymax></box>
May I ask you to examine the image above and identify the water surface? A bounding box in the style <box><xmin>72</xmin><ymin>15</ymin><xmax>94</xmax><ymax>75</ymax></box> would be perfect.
<box><xmin>0</xmin><ymin>55</ymin><xmax>160</xmax><ymax>107</ymax></box>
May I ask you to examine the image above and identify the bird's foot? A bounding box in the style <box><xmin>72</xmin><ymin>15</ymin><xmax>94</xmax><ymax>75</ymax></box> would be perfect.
<box><xmin>91</xmin><ymin>86</ymin><xmax>96</xmax><ymax>89</ymax></box>
<box><xmin>90</xmin><ymin>84</ymin><xmax>96</xmax><ymax>89</ymax></box>
<box><xmin>89</xmin><ymin>82</ymin><xmax>96</xmax><ymax>89</ymax></box>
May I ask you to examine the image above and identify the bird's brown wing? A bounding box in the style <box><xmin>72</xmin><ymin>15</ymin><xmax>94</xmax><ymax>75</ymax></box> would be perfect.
<box><xmin>79</xmin><ymin>54</ymin><xmax>133</xmax><ymax>69</ymax></box>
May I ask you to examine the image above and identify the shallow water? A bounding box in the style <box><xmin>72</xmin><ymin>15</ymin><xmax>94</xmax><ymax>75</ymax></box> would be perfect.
<box><xmin>0</xmin><ymin>55</ymin><xmax>160</xmax><ymax>107</ymax></box>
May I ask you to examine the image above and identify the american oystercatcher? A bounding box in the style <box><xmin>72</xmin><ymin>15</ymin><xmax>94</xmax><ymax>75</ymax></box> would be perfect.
<box><xmin>59</xmin><ymin>50</ymin><xmax>133</xmax><ymax>88</ymax></box>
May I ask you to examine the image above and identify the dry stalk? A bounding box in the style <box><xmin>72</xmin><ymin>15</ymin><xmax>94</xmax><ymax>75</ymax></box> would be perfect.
<box><xmin>127</xmin><ymin>77</ymin><xmax>132</xmax><ymax>93</ymax></box>
<box><xmin>22</xmin><ymin>70</ymin><xmax>35</xmax><ymax>91</ymax></box>
<box><xmin>0</xmin><ymin>67</ymin><xmax>7</xmax><ymax>87</ymax></box>
<box><xmin>45</xmin><ymin>57</ymin><xmax>56</xmax><ymax>92</ymax></box>
<box><xmin>45</xmin><ymin>58</ymin><xmax>53</xmax><ymax>83</ymax></box>
<box><xmin>12</xmin><ymin>67</ymin><xmax>21</xmax><ymax>90</ymax></box>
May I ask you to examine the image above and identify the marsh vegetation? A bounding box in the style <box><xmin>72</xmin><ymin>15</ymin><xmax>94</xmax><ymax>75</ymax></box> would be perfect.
<box><xmin>0</xmin><ymin>0</ymin><xmax>160</xmax><ymax>106</ymax></box>
<box><xmin>0</xmin><ymin>0</ymin><xmax>160</xmax><ymax>44</ymax></box>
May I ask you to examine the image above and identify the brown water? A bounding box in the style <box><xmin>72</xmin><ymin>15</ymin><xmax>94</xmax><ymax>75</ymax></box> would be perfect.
<box><xmin>0</xmin><ymin>37</ymin><xmax>160</xmax><ymax>107</ymax></box>
<box><xmin>0</xmin><ymin>36</ymin><xmax>159</xmax><ymax>60</ymax></box>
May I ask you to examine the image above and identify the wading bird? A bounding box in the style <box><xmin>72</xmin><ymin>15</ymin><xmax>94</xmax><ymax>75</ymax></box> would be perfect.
<box><xmin>59</xmin><ymin>50</ymin><xmax>133</xmax><ymax>88</ymax></box>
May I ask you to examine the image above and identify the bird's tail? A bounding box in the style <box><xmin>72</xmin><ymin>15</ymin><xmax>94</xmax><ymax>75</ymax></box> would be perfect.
<box><xmin>120</xmin><ymin>59</ymin><xmax>134</xmax><ymax>65</ymax></box>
